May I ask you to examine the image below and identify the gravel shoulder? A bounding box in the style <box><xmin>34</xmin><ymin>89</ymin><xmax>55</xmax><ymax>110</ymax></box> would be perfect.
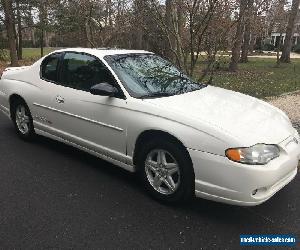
<box><xmin>267</xmin><ymin>91</ymin><xmax>300</xmax><ymax>133</ymax></box>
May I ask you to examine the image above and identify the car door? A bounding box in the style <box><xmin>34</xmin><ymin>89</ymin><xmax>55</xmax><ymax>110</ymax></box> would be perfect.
<box><xmin>31</xmin><ymin>52</ymin><xmax>65</xmax><ymax>134</ymax></box>
<box><xmin>50</xmin><ymin>52</ymin><xmax>128</xmax><ymax>163</ymax></box>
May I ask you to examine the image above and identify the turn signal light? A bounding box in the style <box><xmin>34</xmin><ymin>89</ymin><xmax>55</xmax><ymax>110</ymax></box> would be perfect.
<box><xmin>226</xmin><ymin>149</ymin><xmax>241</xmax><ymax>161</ymax></box>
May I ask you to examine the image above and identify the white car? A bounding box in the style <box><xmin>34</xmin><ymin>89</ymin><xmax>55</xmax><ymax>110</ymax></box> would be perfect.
<box><xmin>0</xmin><ymin>48</ymin><xmax>299</xmax><ymax>205</ymax></box>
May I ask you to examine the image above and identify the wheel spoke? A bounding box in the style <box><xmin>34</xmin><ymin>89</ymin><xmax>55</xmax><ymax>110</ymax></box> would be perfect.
<box><xmin>146</xmin><ymin>160</ymin><xmax>158</xmax><ymax>173</ymax></box>
<box><xmin>23</xmin><ymin>115</ymin><xmax>30</xmax><ymax>123</ymax></box>
<box><xmin>23</xmin><ymin>124</ymin><xmax>29</xmax><ymax>133</ymax></box>
<box><xmin>165</xmin><ymin>163</ymin><xmax>178</xmax><ymax>175</ymax></box>
<box><xmin>163</xmin><ymin>176</ymin><xmax>176</xmax><ymax>192</ymax></box>
<box><xmin>153</xmin><ymin>175</ymin><xmax>163</xmax><ymax>189</ymax></box>
<box><xmin>17</xmin><ymin>108</ymin><xmax>23</xmax><ymax>118</ymax></box>
<box><xmin>20</xmin><ymin>106</ymin><xmax>26</xmax><ymax>116</ymax></box>
<box><xmin>157</xmin><ymin>151</ymin><xmax>167</xmax><ymax>165</ymax></box>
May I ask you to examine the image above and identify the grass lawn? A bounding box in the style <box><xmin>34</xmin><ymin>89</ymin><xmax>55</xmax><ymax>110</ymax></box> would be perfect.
<box><xmin>22</xmin><ymin>47</ymin><xmax>56</xmax><ymax>59</ymax></box>
<box><xmin>1</xmin><ymin>47</ymin><xmax>56</xmax><ymax>62</ymax></box>
<box><xmin>199</xmin><ymin>58</ymin><xmax>300</xmax><ymax>99</ymax></box>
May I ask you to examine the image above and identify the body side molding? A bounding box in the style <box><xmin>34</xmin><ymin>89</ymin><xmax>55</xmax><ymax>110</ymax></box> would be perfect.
<box><xmin>33</xmin><ymin>102</ymin><xmax>124</xmax><ymax>132</ymax></box>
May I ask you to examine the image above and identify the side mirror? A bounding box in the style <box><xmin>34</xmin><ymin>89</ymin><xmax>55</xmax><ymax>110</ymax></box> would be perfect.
<box><xmin>90</xmin><ymin>82</ymin><xmax>119</xmax><ymax>97</ymax></box>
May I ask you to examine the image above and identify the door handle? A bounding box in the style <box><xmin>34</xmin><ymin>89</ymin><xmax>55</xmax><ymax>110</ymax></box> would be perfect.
<box><xmin>55</xmin><ymin>95</ymin><xmax>65</xmax><ymax>104</ymax></box>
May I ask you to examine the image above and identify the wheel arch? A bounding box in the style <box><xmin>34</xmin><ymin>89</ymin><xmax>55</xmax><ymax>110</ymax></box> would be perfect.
<box><xmin>132</xmin><ymin>129</ymin><xmax>193</xmax><ymax>169</ymax></box>
<box><xmin>9</xmin><ymin>94</ymin><xmax>27</xmax><ymax>119</ymax></box>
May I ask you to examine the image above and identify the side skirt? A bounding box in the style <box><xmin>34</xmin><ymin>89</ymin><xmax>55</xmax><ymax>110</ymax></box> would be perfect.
<box><xmin>35</xmin><ymin>128</ymin><xmax>136</xmax><ymax>173</ymax></box>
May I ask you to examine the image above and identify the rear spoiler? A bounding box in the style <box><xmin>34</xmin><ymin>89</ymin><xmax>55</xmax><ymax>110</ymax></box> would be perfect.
<box><xmin>4</xmin><ymin>66</ymin><xmax>29</xmax><ymax>71</ymax></box>
<box><xmin>0</xmin><ymin>66</ymin><xmax>29</xmax><ymax>79</ymax></box>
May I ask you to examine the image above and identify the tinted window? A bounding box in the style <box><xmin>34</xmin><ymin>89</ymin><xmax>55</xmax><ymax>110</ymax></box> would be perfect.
<box><xmin>41</xmin><ymin>53</ymin><xmax>60</xmax><ymax>82</ymax></box>
<box><xmin>61</xmin><ymin>52</ymin><xmax>116</xmax><ymax>91</ymax></box>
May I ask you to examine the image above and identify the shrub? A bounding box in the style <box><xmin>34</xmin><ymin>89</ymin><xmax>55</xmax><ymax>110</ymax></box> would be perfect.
<box><xmin>254</xmin><ymin>43</ymin><xmax>262</xmax><ymax>51</ymax></box>
<box><xmin>262</xmin><ymin>43</ymin><xmax>275</xmax><ymax>51</ymax></box>
<box><xmin>0</xmin><ymin>49</ymin><xmax>8</xmax><ymax>61</ymax></box>
<box><xmin>293</xmin><ymin>43</ymin><xmax>300</xmax><ymax>54</ymax></box>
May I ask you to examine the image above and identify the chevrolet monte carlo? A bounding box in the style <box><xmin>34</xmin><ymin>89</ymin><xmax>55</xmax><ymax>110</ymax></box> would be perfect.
<box><xmin>0</xmin><ymin>48</ymin><xmax>299</xmax><ymax>205</ymax></box>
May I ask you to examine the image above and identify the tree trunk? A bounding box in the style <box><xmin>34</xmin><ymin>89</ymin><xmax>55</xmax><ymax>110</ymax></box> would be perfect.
<box><xmin>107</xmin><ymin>0</ymin><xmax>113</xmax><ymax>26</ymax></box>
<box><xmin>134</xmin><ymin>29</ymin><xmax>143</xmax><ymax>49</ymax></box>
<box><xmin>280</xmin><ymin>0</ymin><xmax>300</xmax><ymax>63</ymax></box>
<box><xmin>1</xmin><ymin>0</ymin><xmax>18</xmax><ymax>66</ymax></box>
<box><xmin>240</xmin><ymin>0</ymin><xmax>254</xmax><ymax>63</ymax></box>
<box><xmin>38</xmin><ymin>3</ymin><xmax>47</xmax><ymax>57</ymax></box>
<box><xmin>132</xmin><ymin>0</ymin><xmax>144</xmax><ymax>49</ymax></box>
<box><xmin>229</xmin><ymin>0</ymin><xmax>248</xmax><ymax>71</ymax></box>
<box><xmin>240</xmin><ymin>21</ymin><xmax>251</xmax><ymax>62</ymax></box>
<box><xmin>28</xmin><ymin>4</ymin><xmax>36</xmax><ymax>47</ymax></box>
<box><xmin>84</xmin><ymin>21</ymin><xmax>93</xmax><ymax>48</ymax></box>
<box><xmin>31</xmin><ymin>29</ymin><xmax>36</xmax><ymax>47</ymax></box>
<box><xmin>83</xmin><ymin>4</ymin><xmax>94</xmax><ymax>48</ymax></box>
<box><xmin>40</xmin><ymin>28</ymin><xmax>44</xmax><ymax>57</ymax></box>
<box><xmin>16</xmin><ymin>0</ymin><xmax>22</xmax><ymax>60</ymax></box>
<box><xmin>276</xmin><ymin>33</ymin><xmax>283</xmax><ymax>67</ymax></box>
<box><xmin>165</xmin><ymin>0</ymin><xmax>176</xmax><ymax>62</ymax></box>
<box><xmin>13</xmin><ymin>20</ymin><xmax>19</xmax><ymax>58</ymax></box>
<box><xmin>249</xmin><ymin>34</ymin><xmax>256</xmax><ymax>54</ymax></box>
<box><xmin>176</xmin><ymin>0</ymin><xmax>184</xmax><ymax>69</ymax></box>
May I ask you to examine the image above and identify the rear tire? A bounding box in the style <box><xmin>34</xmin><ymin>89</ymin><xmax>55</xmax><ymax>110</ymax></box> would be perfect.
<box><xmin>11</xmin><ymin>100</ymin><xmax>35</xmax><ymax>141</ymax></box>
<box><xmin>137</xmin><ymin>137</ymin><xmax>194</xmax><ymax>203</ymax></box>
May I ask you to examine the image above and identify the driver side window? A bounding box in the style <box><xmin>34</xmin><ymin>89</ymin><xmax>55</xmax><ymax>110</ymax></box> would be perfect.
<box><xmin>60</xmin><ymin>52</ymin><xmax>117</xmax><ymax>92</ymax></box>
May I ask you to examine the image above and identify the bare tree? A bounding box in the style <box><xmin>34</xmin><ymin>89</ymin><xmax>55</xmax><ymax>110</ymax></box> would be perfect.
<box><xmin>84</xmin><ymin>2</ymin><xmax>95</xmax><ymax>48</ymax></box>
<box><xmin>165</xmin><ymin>0</ymin><xmax>176</xmax><ymax>61</ymax></box>
<box><xmin>280</xmin><ymin>0</ymin><xmax>300</xmax><ymax>62</ymax></box>
<box><xmin>16</xmin><ymin>0</ymin><xmax>22</xmax><ymax>59</ymax></box>
<box><xmin>132</xmin><ymin>0</ymin><xmax>145</xmax><ymax>49</ymax></box>
<box><xmin>1</xmin><ymin>0</ymin><xmax>18</xmax><ymax>66</ymax></box>
<box><xmin>39</xmin><ymin>3</ymin><xmax>46</xmax><ymax>56</ymax></box>
<box><xmin>272</xmin><ymin>0</ymin><xmax>287</xmax><ymax>66</ymax></box>
<box><xmin>229</xmin><ymin>0</ymin><xmax>248</xmax><ymax>71</ymax></box>
<box><xmin>149</xmin><ymin>0</ymin><xmax>224</xmax><ymax>76</ymax></box>
<box><xmin>1</xmin><ymin>0</ymin><xmax>281</xmax><ymax>78</ymax></box>
<box><xmin>240</xmin><ymin>0</ymin><xmax>254</xmax><ymax>63</ymax></box>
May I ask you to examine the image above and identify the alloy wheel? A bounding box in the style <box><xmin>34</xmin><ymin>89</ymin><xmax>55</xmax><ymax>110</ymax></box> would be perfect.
<box><xmin>145</xmin><ymin>149</ymin><xmax>181</xmax><ymax>195</ymax></box>
<box><xmin>15</xmin><ymin>104</ymin><xmax>30</xmax><ymax>135</ymax></box>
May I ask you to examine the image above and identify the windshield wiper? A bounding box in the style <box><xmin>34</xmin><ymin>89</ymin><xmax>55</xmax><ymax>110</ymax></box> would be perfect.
<box><xmin>139</xmin><ymin>92</ymin><xmax>173</xmax><ymax>99</ymax></box>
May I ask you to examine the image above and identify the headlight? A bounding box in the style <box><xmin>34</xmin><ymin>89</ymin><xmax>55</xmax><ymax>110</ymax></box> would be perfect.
<box><xmin>225</xmin><ymin>144</ymin><xmax>280</xmax><ymax>165</ymax></box>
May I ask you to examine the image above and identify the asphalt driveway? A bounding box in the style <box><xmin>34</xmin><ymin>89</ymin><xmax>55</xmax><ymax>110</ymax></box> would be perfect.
<box><xmin>0</xmin><ymin>112</ymin><xmax>299</xmax><ymax>249</ymax></box>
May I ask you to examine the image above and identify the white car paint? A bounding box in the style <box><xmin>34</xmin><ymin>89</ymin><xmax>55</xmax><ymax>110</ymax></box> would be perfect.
<box><xmin>0</xmin><ymin>48</ymin><xmax>299</xmax><ymax>206</ymax></box>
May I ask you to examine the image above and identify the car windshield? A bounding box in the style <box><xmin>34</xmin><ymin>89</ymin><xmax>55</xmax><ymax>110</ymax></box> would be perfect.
<box><xmin>104</xmin><ymin>53</ymin><xmax>206</xmax><ymax>98</ymax></box>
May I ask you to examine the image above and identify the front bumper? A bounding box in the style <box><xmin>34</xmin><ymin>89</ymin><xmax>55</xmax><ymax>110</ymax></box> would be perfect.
<box><xmin>188</xmin><ymin>133</ymin><xmax>300</xmax><ymax>206</ymax></box>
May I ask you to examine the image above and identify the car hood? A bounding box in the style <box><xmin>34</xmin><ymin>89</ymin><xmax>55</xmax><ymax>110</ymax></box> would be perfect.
<box><xmin>143</xmin><ymin>86</ymin><xmax>295</xmax><ymax>146</ymax></box>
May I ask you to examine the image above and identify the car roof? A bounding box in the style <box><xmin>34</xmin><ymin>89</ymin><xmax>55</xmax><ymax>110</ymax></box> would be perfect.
<box><xmin>50</xmin><ymin>48</ymin><xmax>153</xmax><ymax>58</ymax></box>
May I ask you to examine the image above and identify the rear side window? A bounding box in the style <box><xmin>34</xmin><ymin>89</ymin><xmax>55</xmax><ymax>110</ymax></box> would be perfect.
<box><xmin>60</xmin><ymin>52</ymin><xmax>116</xmax><ymax>91</ymax></box>
<box><xmin>41</xmin><ymin>53</ymin><xmax>61</xmax><ymax>82</ymax></box>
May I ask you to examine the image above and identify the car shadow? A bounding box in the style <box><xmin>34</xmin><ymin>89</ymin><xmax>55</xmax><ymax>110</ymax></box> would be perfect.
<box><xmin>3</xmin><ymin>122</ymin><xmax>297</xmax><ymax>228</ymax></box>
<box><xmin>30</xmin><ymin>133</ymin><xmax>252</xmax><ymax>223</ymax></box>
<box><xmin>32</xmin><ymin>133</ymin><xmax>139</xmax><ymax>186</ymax></box>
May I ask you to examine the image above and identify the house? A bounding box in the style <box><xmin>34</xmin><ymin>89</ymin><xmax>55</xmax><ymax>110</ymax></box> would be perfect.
<box><xmin>269</xmin><ymin>10</ymin><xmax>300</xmax><ymax>47</ymax></box>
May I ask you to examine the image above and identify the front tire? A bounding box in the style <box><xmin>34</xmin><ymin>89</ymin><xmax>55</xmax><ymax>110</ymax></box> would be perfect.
<box><xmin>137</xmin><ymin>138</ymin><xmax>194</xmax><ymax>203</ymax></box>
<box><xmin>11</xmin><ymin>100</ymin><xmax>35</xmax><ymax>140</ymax></box>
